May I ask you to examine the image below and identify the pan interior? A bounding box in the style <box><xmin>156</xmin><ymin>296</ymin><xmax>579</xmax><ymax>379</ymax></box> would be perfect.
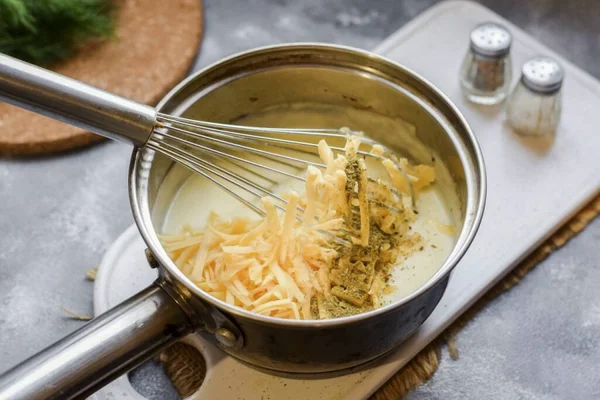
<box><xmin>140</xmin><ymin>62</ymin><xmax>471</xmax><ymax>318</ymax></box>
<box><xmin>150</xmin><ymin>84</ymin><xmax>463</xmax><ymax>307</ymax></box>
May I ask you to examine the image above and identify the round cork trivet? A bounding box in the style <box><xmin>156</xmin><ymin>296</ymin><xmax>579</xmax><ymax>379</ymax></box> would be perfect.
<box><xmin>158</xmin><ymin>195</ymin><xmax>600</xmax><ymax>399</ymax></box>
<box><xmin>0</xmin><ymin>0</ymin><xmax>204</xmax><ymax>156</ymax></box>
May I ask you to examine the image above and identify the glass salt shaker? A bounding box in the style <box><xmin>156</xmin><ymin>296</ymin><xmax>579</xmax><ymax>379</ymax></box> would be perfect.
<box><xmin>506</xmin><ymin>56</ymin><xmax>564</xmax><ymax>137</ymax></box>
<box><xmin>460</xmin><ymin>22</ymin><xmax>512</xmax><ymax>105</ymax></box>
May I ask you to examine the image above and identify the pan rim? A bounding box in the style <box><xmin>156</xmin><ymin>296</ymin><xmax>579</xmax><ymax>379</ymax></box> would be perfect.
<box><xmin>129</xmin><ymin>42</ymin><xmax>487</xmax><ymax>328</ymax></box>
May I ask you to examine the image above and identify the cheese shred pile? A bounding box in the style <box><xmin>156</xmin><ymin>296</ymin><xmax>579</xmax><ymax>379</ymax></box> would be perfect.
<box><xmin>160</xmin><ymin>135</ymin><xmax>435</xmax><ymax>320</ymax></box>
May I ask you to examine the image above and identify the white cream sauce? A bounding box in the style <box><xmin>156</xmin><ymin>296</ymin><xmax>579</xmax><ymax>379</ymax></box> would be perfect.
<box><xmin>158</xmin><ymin>104</ymin><xmax>459</xmax><ymax>304</ymax></box>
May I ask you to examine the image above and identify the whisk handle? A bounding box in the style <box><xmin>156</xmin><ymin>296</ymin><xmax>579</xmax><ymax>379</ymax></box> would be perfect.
<box><xmin>0</xmin><ymin>53</ymin><xmax>156</xmax><ymax>147</ymax></box>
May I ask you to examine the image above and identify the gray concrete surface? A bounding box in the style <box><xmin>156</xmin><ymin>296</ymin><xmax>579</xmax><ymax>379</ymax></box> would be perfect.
<box><xmin>1</xmin><ymin>0</ymin><xmax>599</xmax><ymax>398</ymax></box>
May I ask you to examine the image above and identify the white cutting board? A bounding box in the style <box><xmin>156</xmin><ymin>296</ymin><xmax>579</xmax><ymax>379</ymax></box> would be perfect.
<box><xmin>91</xmin><ymin>2</ymin><xmax>600</xmax><ymax>399</ymax></box>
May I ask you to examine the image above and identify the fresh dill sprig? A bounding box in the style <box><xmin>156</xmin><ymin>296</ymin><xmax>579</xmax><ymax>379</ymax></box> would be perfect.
<box><xmin>0</xmin><ymin>0</ymin><xmax>116</xmax><ymax>66</ymax></box>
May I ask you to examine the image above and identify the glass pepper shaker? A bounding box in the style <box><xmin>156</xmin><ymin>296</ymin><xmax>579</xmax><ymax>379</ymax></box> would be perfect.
<box><xmin>506</xmin><ymin>56</ymin><xmax>564</xmax><ymax>137</ymax></box>
<box><xmin>460</xmin><ymin>22</ymin><xmax>513</xmax><ymax>105</ymax></box>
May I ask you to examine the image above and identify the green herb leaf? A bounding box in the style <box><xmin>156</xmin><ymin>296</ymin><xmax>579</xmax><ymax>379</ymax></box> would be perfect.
<box><xmin>0</xmin><ymin>0</ymin><xmax>116</xmax><ymax>66</ymax></box>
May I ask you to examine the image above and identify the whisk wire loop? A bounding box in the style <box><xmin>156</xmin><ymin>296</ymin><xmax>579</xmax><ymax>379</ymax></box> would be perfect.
<box><xmin>149</xmin><ymin>114</ymin><xmax>417</xmax><ymax>235</ymax></box>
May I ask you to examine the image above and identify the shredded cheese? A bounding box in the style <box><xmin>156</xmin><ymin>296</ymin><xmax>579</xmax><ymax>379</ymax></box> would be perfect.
<box><xmin>160</xmin><ymin>134</ymin><xmax>436</xmax><ymax>320</ymax></box>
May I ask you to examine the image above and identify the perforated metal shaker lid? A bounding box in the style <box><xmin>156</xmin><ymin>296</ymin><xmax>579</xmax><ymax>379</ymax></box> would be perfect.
<box><xmin>521</xmin><ymin>56</ymin><xmax>564</xmax><ymax>94</ymax></box>
<box><xmin>469</xmin><ymin>22</ymin><xmax>512</xmax><ymax>57</ymax></box>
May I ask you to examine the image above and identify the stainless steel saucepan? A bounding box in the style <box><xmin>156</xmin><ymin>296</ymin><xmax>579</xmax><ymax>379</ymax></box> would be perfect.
<box><xmin>0</xmin><ymin>44</ymin><xmax>486</xmax><ymax>400</ymax></box>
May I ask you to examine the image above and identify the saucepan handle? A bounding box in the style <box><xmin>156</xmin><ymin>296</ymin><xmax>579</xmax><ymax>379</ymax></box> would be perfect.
<box><xmin>0</xmin><ymin>282</ymin><xmax>193</xmax><ymax>400</ymax></box>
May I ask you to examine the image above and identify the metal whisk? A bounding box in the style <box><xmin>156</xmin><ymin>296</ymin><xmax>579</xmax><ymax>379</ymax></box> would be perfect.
<box><xmin>0</xmin><ymin>54</ymin><xmax>414</xmax><ymax>220</ymax></box>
